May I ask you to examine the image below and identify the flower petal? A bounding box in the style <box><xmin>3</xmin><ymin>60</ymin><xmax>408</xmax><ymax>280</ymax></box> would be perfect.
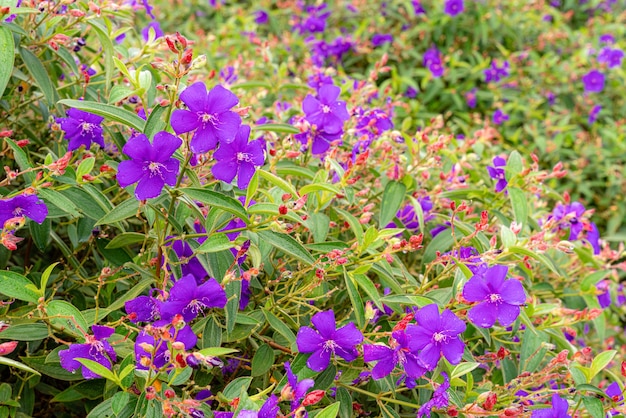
<box><xmin>334</xmin><ymin>322</ymin><xmax>363</xmax><ymax>348</ymax></box>
<box><xmin>496</xmin><ymin>303</ymin><xmax>520</xmax><ymax>327</ymax></box>
<box><xmin>152</xmin><ymin>131</ymin><xmax>182</xmax><ymax>159</ymax></box>
<box><xmin>418</xmin><ymin>343</ymin><xmax>441</xmax><ymax>370</ymax></box>
<box><xmin>311</xmin><ymin>310</ymin><xmax>336</xmax><ymax>339</ymax></box>
<box><xmin>212</xmin><ymin>160</ymin><xmax>238</xmax><ymax>184</ymax></box>
<box><xmin>135</xmin><ymin>174</ymin><xmax>165</xmax><ymax>200</ymax></box>
<box><xmin>415</xmin><ymin>304</ymin><xmax>440</xmax><ymax>331</ymax></box>
<box><xmin>370</xmin><ymin>357</ymin><xmax>395</xmax><ymax>379</ymax></box>
<box><xmin>190</xmin><ymin>124</ymin><xmax>218</xmax><ymax>153</ymax></box>
<box><xmin>441</xmin><ymin>337</ymin><xmax>465</xmax><ymax>365</ymax></box>
<box><xmin>363</xmin><ymin>344</ymin><xmax>392</xmax><ymax>362</ymax></box>
<box><xmin>296</xmin><ymin>327</ymin><xmax>325</xmax><ymax>353</ymax></box>
<box><xmin>307</xmin><ymin>348</ymin><xmax>331</xmax><ymax>372</ymax></box>
<box><xmin>499</xmin><ymin>279</ymin><xmax>526</xmax><ymax>305</ymax></box>
<box><xmin>122</xmin><ymin>134</ymin><xmax>152</xmax><ymax>160</ymax></box>
<box><xmin>116</xmin><ymin>160</ymin><xmax>145</xmax><ymax>188</ymax></box>
<box><xmin>180</xmin><ymin>82</ymin><xmax>208</xmax><ymax>113</ymax></box>
<box><xmin>214</xmin><ymin>111</ymin><xmax>242</xmax><ymax>144</ymax></box>
<box><xmin>462</xmin><ymin>276</ymin><xmax>490</xmax><ymax>302</ymax></box>
<box><xmin>206</xmin><ymin>84</ymin><xmax>239</xmax><ymax>114</ymax></box>
<box><xmin>468</xmin><ymin>301</ymin><xmax>497</xmax><ymax>328</ymax></box>
<box><xmin>237</xmin><ymin>162</ymin><xmax>256</xmax><ymax>189</ymax></box>
<box><xmin>171</xmin><ymin>109</ymin><xmax>200</xmax><ymax>135</ymax></box>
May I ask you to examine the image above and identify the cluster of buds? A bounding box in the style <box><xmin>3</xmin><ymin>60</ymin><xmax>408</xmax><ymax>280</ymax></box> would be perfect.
<box><xmin>160</xmin><ymin>32</ymin><xmax>206</xmax><ymax>78</ymax></box>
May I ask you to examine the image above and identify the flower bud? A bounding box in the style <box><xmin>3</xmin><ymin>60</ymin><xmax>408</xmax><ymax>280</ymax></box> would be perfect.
<box><xmin>302</xmin><ymin>390</ymin><xmax>325</xmax><ymax>406</ymax></box>
<box><xmin>0</xmin><ymin>341</ymin><xmax>18</xmax><ymax>355</ymax></box>
<box><xmin>191</xmin><ymin>55</ymin><xmax>207</xmax><ymax>70</ymax></box>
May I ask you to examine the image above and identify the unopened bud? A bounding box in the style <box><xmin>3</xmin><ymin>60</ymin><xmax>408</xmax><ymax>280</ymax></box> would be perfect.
<box><xmin>0</xmin><ymin>341</ymin><xmax>18</xmax><ymax>355</ymax></box>
<box><xmin>302</xmin><ymin>390</ymin><xmax>325</xmax><ymax>406</ymax></box>
<box><xmin>191</xmin><ymin>54</ymin><xmax>206</xmax><ymax>70</ymax></box>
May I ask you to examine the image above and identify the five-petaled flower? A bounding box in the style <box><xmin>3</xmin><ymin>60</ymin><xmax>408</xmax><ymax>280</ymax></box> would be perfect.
<box><xmin>303</xmin><ymin>84</ymin><xmax>350</xmax><ymax>134</ymax></box>
<box><xmin>405</xmin><ymin>304</ymin><xmax>466</xmax><ymax>370</ymax></box>
<box><xmin>0</xmin><ymin>194</ymin><xmax>48</xmax><ymax>228</ymax></box>
<box><xmin>363</xmin><ymin>330</ymin><xmax>426</xmax><ymax>380</ymax></box>
<box><xmin>531</xmin><ymin>393</ymin><xmax>571</xmax><ymax>418</ymax></box>
<box><xmin>159</xmin><ymin>274</ymin><xmax>227</xmax><ymax>322</ymax></box>
<box><xmin>56</xmin><ymin>108</ymin><xmax>105</xmax><ymax>151</ymax></box>
<box><xmin>417</xmin><ymin>372</ymin><xmax>450</xmax><ymax>418</ymax></box>
<box><xmin>59</xmin><ymin>325</ymin><xmax>117</xmax><ymax>379</ymax></box>
<box><xmin>444</xmin><ymin>0</ymin><xmax>464</xmax><ymax>17</ymax></box>
<box><xmin>296</xmin><ymin>310</ymin><xmax>363</xmax><ymax>371</ymax></box>
<box><xmin>581</xmin><ymin>70</ymin><xmax>605</xmax><ymax>93</ymax></box>
<box><xmin>171</xmin><ymin>82</ymin><xmax>242</xmax><ymax>153</ymax></box>
<box><xmin>212</xmin><ymin>124</ymin><xmax>265</xmax><ymax>189</ymax></box>
<box><xmin>282</xmin><ymin>361</ymin><xmax>315</xmax><ymax>410</ymax></box>
<box><xmin>116</xmin><ymin>131</ymin><xmax>181</xmax><ymax>200</ymax></box>
<box><xmin>487</xmin><ymin>156</ymin><xmax>508</xmax><ymax>193</ymax></box>
<box><xmin>463</xmin><ymin>265</ymin><xmax>526</xmax><ymax>328</ymax></box>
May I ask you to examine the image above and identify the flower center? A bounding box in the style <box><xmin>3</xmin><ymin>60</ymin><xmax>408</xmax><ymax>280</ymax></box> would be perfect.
<box><xmin>12</xmin><ymin>207</ymin><xmax>23</xmax><ymax>216</ymax></box>
<box><xmin>323</xmin><ymin>339</ymin><xmax>338</xmax><ymax>351</ymax></box>
<box><xmin>200</xmin><ymin>112</ymin><xmax>215</xmax><ymax>124</ymax></box>
<box><xmin>433</xmin><ymin>332</ymin><xmax>448</xmax><ymax>343</ymax></box>
<box><xmin>396</xmin><ymin>348</ymin><xmax>407</xmax><ymax>365</ymax></box>
<box><xmin>321</xmin><ymin>105</ymin><xmax>331</xmax><ymax>113</ymax></box>
<box><xmin>236</xmin><ymin>152</ymin><xmax>252</xmax><ymax>163</ymax></box>
<box><xmin>488</xmin><ymin>293</ymin><xmax>503</xmax><ymax>304</ymax></box>
<box><xmin>80</xmin><ymin>122</ymin><xmax>94</xmax><ymax>134</ymax></box>
<box><xmin>147</xmin><ymin>161</ymin><xmax>164</xmax><ymax>176</ymax></box>
<box><xmin>187</xmin><ymin>299</ymin><xmax>206</xmax><ymax>314</ymax></box>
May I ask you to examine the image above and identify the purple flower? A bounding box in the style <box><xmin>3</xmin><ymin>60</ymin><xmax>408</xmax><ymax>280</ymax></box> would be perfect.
<box><xmin>56</xmin><ymin>109</ymin><xmax>105</xmax><ymax>151</ymax></box>
<box><xmin>296</xmin><ymin>310</ymin><xmax>363</xmax><ymax>372</ymax></box>
<box><xmin>295</xmin><ymin>126</ymin><xmax>343</xmax><ymax>155</ymax></box>
<box><xmin>581</xmin><ymin>70</ymin><xmax>605</xmax><ymax>93</ymax></box>
<box><xmin>212</xmin><ymin>124</ymin><xmax>265</xmax><ymax>189</ymax></box>
<box><xmin>141</xmin><ymin>20</ymin><xmax>163</xmax><ymax>41</ymax></box>
<box><xmin>135</xmin><ymin>323</ymin><xmax>197</xmax><ymax>370</ymax></box>
<box><xmin>588</xmin><ymin>105</ymin><xmax>602</xmax><ymax>125</ymax></box>
<box><xmin>444</xmin><ymin>0</ymin><xmax>464</xmax><ymax>16</ymax></box>
<box><xmin>406</xmin><ymin>86</ymin><xmax>418</xmax><ymax>98</ymax></box>
<box><xmin>412</xmin><ymin>0</ymin><xmax>426</xmax><ymax>14</ymax></box>
<box><xmin>0</xmin><ymin>194</ymin><xmax>48</xmax><ymax>227</ymax></box>
<box><xmin>492</xmin><ymin>109</ymin><xmax>509</xmax><ymax>125</ymax></box>
<box><xmin>423</xmin><ymin>47</ymin><xmax>444</xmax><ymax>78</ymax></box>
<box><xmin>283</xmin><ymin>361</ymin><xmax>315</xmax><ymax>410</ymax></box>
<box><xmin>372</xmin><ymin>34</ymin><xmax>393</xmax><ymax>47</ymax></box>
<box><xmin>484</xmin><ymin>60</ymin><xmax>510</xmax><ymax>83</ymax></box>
<box><xmin>363</xmin><ymin>330</ymin><xmax>426</xmax><ymax>380</ymax></box>
<box><xmin>59</xmin><ymin>325</ymin><xmax>117</xmax><ymax>379</ymax></box>
<box><xmin>254</xmin><ymin>10</ymin><xmax>268</xmax><ymax>24</ymax></box>
<box><xmin>417</xmin><ymin>372</ymin><xmax>450</xmax><ymax>418</ymax></box>
<box><xmin>487</xmin><ymin>156</ymin><xmax>507</xmax><ymax>192</ymax></box>
<box><xmin>463</xmin><ymin>265</ymin><xmax>526</xmax><ymax>328</ymax></box>
<box><xmin>531</xmin><ymin>394</ymin><xmax>571</xmax><ymax>418</ymax></box>
<box><xmin>605</xmin><ymin>381</ymin><xmax>624</xmax><ymax>413</ymax></box>
<box><xmin>550</xmin><ymin>202</ymin><xmax>586</xmax><ymax>240</ymax></box>
<box><xmin>293</xmin><ymin>4</ymin><xmax>330</xmax><ymax>34</ymax></box>
<box><xmin>303</xmin><ymin>85</ymin><xmax>350</xmax><ymax>134</ymax></box>
<box><xmin>125</xmin><ymin>295</ymin><xmax>160</xmax><ymax>323</ymax></box>
<box><xmin>465</xmin><ymin>88</ymin><xmax>477</xmax><ymax>108</ymax></box>
<box><xmin>159</xmin><ymin>274</ymin><xmax>227</xmax><ymax>322</ymax></box>
<box><xmin>116</xmin><ymin>132</ymin><xmax>181</xmax><ymax>200</ymax></box>
<box><xmin>597</xmin><ymin>280</ymin><xmax>611</xmax><ymax>308</ymax></box>
<box><xmin>171</xmin><ymin>83</ymin><xmax>241</xmax><ymax>153</ymax></box>
<box><xmin>587</xmin><ymin>222</ymin><xmax>600</xmax><ymax>255</ymax></box>
<box><xmin>405</xmin><ymin>304</ymin><xmax>466</xmax><ymax>370</ymax></box>
<box><xmin>600</xmin><ymin>34</ymin><xmax>615</xmax><ymax>44</ymax></box>
<box><xmin>172</xmin><ymin>239</ymin><xmax>208</xmax><ymax>281</ymax></box>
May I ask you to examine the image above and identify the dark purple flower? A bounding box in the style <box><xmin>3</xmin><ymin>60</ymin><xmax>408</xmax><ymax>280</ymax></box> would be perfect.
<box><xmin>56</xmin><ymin>109</ymin><xmax>105</xmax><ymax>151</ymax></box>
<box><xmin>405</xmin><ymin>304</ymin><xmax>466</xmax><ymax>370</ymax></box>
<box><xmin>303</xmin><ymin>85</ymin><xmax>350</xmax><ymax>134</ymax></box>
<box><xmin>597</xmin><ymin>280</ymin><xmax>611</xmax><ymax>308</ymax></box>
<box><xmin>605</xmin><ymin>381</ymin><xmax>624</xmax><ymax>412</ymax></box>
<box><xmin>307</xmin><ymin>72</ymin><xmax>334</xmax><ymax>89</ymax></box>
<box><xmin>0</xmin><ymin>194</ymin><xmax>48</xmax><ymax>227</ymax></box>
<box><xmin>159</xmin><ymin>274</ymin><xmax>227</xmax><ymax>322</ymax></box>
<box><xmin>465</xmin><ymin>88</ymin><xmax>477</xmax><ymax>108</ymax></box>
<box><xmin>587</xmin><ymin>222</ymin><xmax>600</xmax><ymax>254</ymax></box>
<box><xmin>484</xmin><ymin>60</ymin><xmax>510</xmax><ymax>83</ymax></box>
<box><xmin>258</xmin><ymin>395</ymin><xmax>280</xmax><ymax>418</ymax></box>
<box><xmin>372</xmin><ymin>34</ymin><xmax>393</xmax><ymax>47</ymax></box>
<box><xmin>283</xmin><ymin>361</ymin><xmax>315</xmax><ymax>410</ymax></box>
<box><xmin>550</xmin><ymin>202</ymin><xmax>586</xmax><ymax>240</ymax></box>
<box><xmin>531</xmin><ymin>394</ymin><xmax>571</xmax><ymax>417</ymax></box>
<box><xmin>582</xmin><ymin>70</ymin><xmax>605</xmax><ymax>93</ymax></box>
<box><xmin>141</xmin><ymin>21</ymin><xmax>163</xmax><ymax>41</ymax></box>
<box><xmin>600</xmin><ymin>34</ymin><xmax>615</xmax><ymax>44</ymax></box>
<box><xmin>254</xmin><ymin>10</ymin><xmax>268</xmax><ymax>24</ymax></box>
<box><xmin>117</xmin><ymin>132</ymin><xmax>181</xmax><ymax>200</ymax></box>
<box><xmin>487</xmin><ymin>156</ymin><xmax>507</xmax><ymax>192</ymax></box>
<box><xmin>363</xmin><ymin>330</ymin><xmax>426</xmax><ymax>380</ymax></box>
<box><xmin>296</xmin><ymin>310</ymin><xmax>363</xmax><ymax>371</ymax></box>
<box><xmin>59</xmin><ymin>325</ymin><xmax>117</xmax><ymax>379</ymax></box>
<box><xmin>417</xmin><ymin>372</ymin><xmax>450</xmax><ymax>417</ymax></box>
<box><xmin>423</xmin><ymin>47</ymin><xmax>444</xmax><ymax>77</ymax></box>
<box><xmin>293</xmin><ymin>4</ymin><xmax>330</xmax><ymax>34</ymax></box>
<box><xmin>135</xmin><ymin>323</ymin><xmax>197</xmax><ymax>370</ymax></box>
<box><xmin>445</xmin><ymin>246</ymin><xmax>487</xmax><ymax>275</ymax></box>
<box><xmin>588</xmin><ymin>105</ymin><xmax>602</xmax><ymax>124</ymax></box>
<box><xmin>212</xmin><ymin>124</ymin><xmax>265</xmax><ymax>189</ymax></box>
<box><xmin>171</xmin><ymin>83</ymin><xmax>241</xmax><ymax>153</ymax></box>
<box><xmin>125</xmin><ymin>295</ymin><xmax>160</xmax><ymax>323</ymax></box>
<box><xmin>172</xmin><ymin>239</ymin><xmax>208</xmax><ymax>281</ymax></box>
<box><xmin>295</xmin><ymin>126</ymin><xmax>343</xmax><ymax>155</ymax></box>
<box><xmin>406</xmin><ymin>86</ymin><xmax>418</xmax><ymax>98</ymax></box>
<box><xmin>463</xmin><ymin>265</ymin><xmax>526</xmax><ymax>328</ymax></box>
<box><xmin>444</xmin><ymin>0</ymin><xmax>464</xmax><ymax>16</ymax></box>
<box><xmin>412</xmin><ymin>0</ymin><xmax>426</xmax><ymax>14</ymax></box>
<box><xmin>219</xmin><ymin>66</ymin><xmax>238</xmax><ymax>85</ymax></box>
<box><xmin>493</xmin><ymin>109</ymin><xmax>509</xmax><ymax>125</ymax></box>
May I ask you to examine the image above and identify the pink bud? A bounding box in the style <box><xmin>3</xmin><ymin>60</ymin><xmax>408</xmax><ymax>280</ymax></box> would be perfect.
<box><xmin>302</xmin><ymin>390</ymin><xmax>325</xmax><ymax>406</ymax></box>
<box><xmin>0</xmin><ymin>341</ymin><xmax>18</xmax><ymax>355</ymax></box>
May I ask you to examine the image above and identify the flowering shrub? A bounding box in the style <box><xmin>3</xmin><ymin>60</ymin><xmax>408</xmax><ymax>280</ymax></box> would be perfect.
<box><xmin>1</xmin><ymin>1</ymin><xmax>626</xmax><ymax>417</ymax></box>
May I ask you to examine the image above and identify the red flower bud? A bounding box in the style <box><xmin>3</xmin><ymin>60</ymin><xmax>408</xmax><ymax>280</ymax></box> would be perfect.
<box><xmin>164</xmin><ymin>389</ymin><xmax>176</xmax><ymax>399</ymax></box>
<box><xmin>0</xmin><ymin>341</ymin><xmax>18</xmax><ymax>355</ymax></box>
<box><xmin>621</xmin><ymin>361</ymin><xmax>626</xmax><ymax>377</ymax></box>
<box><xmin>483</xmin><ymin>392</ymin><xmax>497</xmax><ymax>411</ymax></box>
<box><xmin>302</xmin><ymin>390</ymin><xmax>325</xmax><ymax>406</ymax></box>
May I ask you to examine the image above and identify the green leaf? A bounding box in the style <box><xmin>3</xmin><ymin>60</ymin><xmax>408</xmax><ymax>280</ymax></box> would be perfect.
<box><xmin>46</xmin><ymin>300</ymin><xmax>90</xmax><ymax>338</ymax></box>
<box><xmin>505</xmin><ymin>150</ymin><xmax>524</xmax><ymax>181</ymax></box>
<box><xmin>508</xmin><ymin>187</ymin><xmax>528</xmax><ymax>227</ymax></box>
<box><xmin>5</xmin><ymin>138</ymin><xmax>34</xmax><ymax>175</ymax></box>
<box><xmin>143</xmin><ymin>105</ymin><xmax>167</xmax><ymax>138</ymax></box>
<box><xmin>89</xmin><ymin>20</ymin><xmax>114</xmax><ymax>96</ymax></box>
<box><xmin>508</xmin><ymin>246</ymin><xmax>562</xmax><ymax>276</ymax></box>
<box><xmin>300</xmin><ymin>183</ymin><xmax>341</xmax><ymax>196</ymax></box>
<box><xmin>262</xmin><ymin>309</ymin><xmax>296</xmax><ymax>348</ymax></box>
<box><xmin>20</xmin><ymin>46</ymin><xmax>57</xmax><ymax>105</ymax></box>
<box><xmin>589</xmin><ymin>350</ymin><xmax>616</xmax><ymax>380</ymax></box>
<box><xmin>580</xmin><ymin>270</ymin><xmax>608</xmax><ymax>292</ymax></box>
<box><xmin>75</xmin><ymin>359</ymin><xmax>118</xmax><ymax>383</ymax></box>
<box><xmin>39</xmin><ymin>261</ymin><xmax>60</xmax><ymax>296</ymax></box>
<box><xmin>38</xmin><ymin>188</ymin><xmax>81</xmax><ymax>218</ymax></box>
<box><xmin>222</xmin><ymin>377</ymin><xmax>253</xmax><ymax>401</ymax></box>
<box><xmin>451</xmin><ymin>362</ymin><xmax>480</xmax><ymax>379</ymax></box>
<box><xmin>343</xmin><ymin>268</ymin><xmax>365</xmax><ymax>328</ymax></box>
<box><xmin>20</xmin><ymin>356</ymin><xmax>82</xmax><ymax>381</ymax></box>
<box><xmin>336</xmin><ymin>388</ymin><xmax>352</xmax><ymax>418</ymax></box>
<box><xmin>182</xmin><ymin>188</ymin><xmax>249</xmax><ymax>223</ymax></box>
<box><xmin>251</xmin><ymin>123</ymin><xmax>299</xmax><ymax>134</ymax></box>
<box><xmin>57</xmin><ymin>99</ymin><xmax>146</xmax><ymax>132</ymax></box>
<box><xmin>75</xmin><ymin>157</ymin><xmax>95</xmax><ymax>182</ymax></box>
<box><xmin>351</xmin><ymin>273</ymin><xmax>383</xmax><ymax>310</ymax></box>
<box><xmin>333</xmin><ymin>207</ymin><xmax>363</xmax><ymax>244</ymax></box>
<box><xmin>51</xmin><ymin>380</ymin><xmax>106</xmax><ymax>403</ymax></box>
<box><xmin>315</xmin><ymin>402</ymin><xmax>340</xmax><ymax>418</ymax></box>
<box><xmin>195</xmin><ymin>233</ymin><xmax>234</xmax><ymax>253</ymax></box>
<box><xmin>0</xmin><ymin>26</ymin><xmax>15</xmax><ymax>99</ymax></box>
<box><xmin>0</xmin><ymin>270</ymin><xmax>39</xmax><ymax>303</ymax></box>
<box><xmin>519</xmin><ymin>329</ymin><xmax>547</xmax><ymax>373</ymax></box>
<box><xmin>379</xmin><ymin>181</ymin><xmax>406</xmax><ymax>228</ymax></box>
<box><xmin>198</xmin><ymin>347</ymin><xmax>239</xmax><ymax>357</ymax></box>
<box><xmin>105</xmin><ymin>232</ymin><xmax>147</xmax><ymax>249</ymax></box>
<box><xmin>108</xmin><ymin>85</ymin><xmax>135</xmax><ymax>104</ymax></box>
<box><xmin>95</xmin><ymin>198</ymin><xmax>139</xmax><ymax>226</ymax></box>
<box><xmin>257</xmin><ymin>169</ymin><xmax>299</xmax><ymax>197</ymax></box>
<box><xmin>0</xmin><ymin>323</ymin><xmax>48</xmax><ymax>341</ymax></box>
<box><xmin>582</xmin><ymin>396</ymin><xmax>604</xmax><ymax>418</ymax></box>
<box><xmin>0</xmin><ymin>357</ymin><xmax>40</xmax><ymax>376</ymax></box>
<box><xmin>257</xmin><ymin>230</ymin><xmax>316</xmax><ymax>266</ymax></box>
<box><xmin>251</xmin><ymin>344</ymin><xmax>274</xmax><ymax>377</ymax></box>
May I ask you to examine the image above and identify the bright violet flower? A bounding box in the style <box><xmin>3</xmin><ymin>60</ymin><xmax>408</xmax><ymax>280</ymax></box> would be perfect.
<box><xmin>605</xmin><ymin>381</ymin><xmax>624</xmax><ymax>413</ymax></box>
<box><xmin>598</xmin><ymin>47</ymin><xmax>624</xmax><ymax>68</ymax></box>
<box><xmin>0</xmin><ymin>194</ymin><xmax>48</xmax><ymax>227</ymax></box>
<box><xmin>417</xmin><ymin>372</ymin><xmax>450</xmax><ymax>418</ymax></box>
<box><xmin>597</xmin><ymin>280</ymin><xmax>611</xmax><ymax>308</ymax></box>
<box><xmin>283</xmin><ymin>361</ymin><xmax>315</xmax><ymax>410</ymax></box>
<box><xmin>465</xmin><ymin>88</ymin><xmax>477</xmax><ymax>108</ymax></box>
<box><xmin>296</xmin><ymin>310</ymin><xmax>363</xmax><ymax>372</ymax></box>
<box><xmin>212</xmin><ymin>124</ymin><xmax>265</xmax><ymax>189</ymax></box>
<box><xmin>363</xmin><ymin>330</ymin><xmax>426</xmax><ymax>380</ymax></box>
<box><xmin>135</xmin><ymin>323</ymin><xmax>197</xmax><ymax>370</ymax></box>
<box><xmin>141</xmin><ymin>20</ymin><xmax>163</xmax><ymax>41</ymax></box>
<box><xmin>254</xmin><ymin>10</ymin><xmax>268</xmax><ymax>24</ymax></box>
<box><xmin>117</xmin><ymin>132</ymin><xmax>181</xmax><ymax>200</ymax></box>
<box><xmin>531</xmin><ymin>394</ymin><xmax>571</xmax><ymax>418</ymax></box>
<box><xmin>444</xmin><ymin>0</ymin><xmax>464</xmax><ymax>16</ymax></box>
<box><xmin>493</xmin><ymin>109</ymin><xmax>509</xmax><ymax>125</ymax></box>
<box><xmin>484</xmin><ymin>60</ymin><xmax>510</xmax><ymax>83</ymax></box>
<box><xmin>463</xmin><ymin>265</ymin><xmax>526</xmax><ymax>328</ymax></box>
<box><xmin>56</xmin><ymin>108</ymin><xmax>105</xmax><ymax>151</ymax></box>
<box><xmin>581</xmin><ymin>70</ymin><xmax>605</xmax><ymax>93</ymax></box>
<box><xmin>59</xmin><ymin>325</ymin><xmax>117</xmax><ymax>379</ymax></box>
<box><xmin>372</xmin><ymin>33</ymin><xmax>393</xmax><ymax>46</ymax></box>
<box><xmin>588</xmin><ymin>105</ymin><xmax>602</xmax><ymax>125</ymax></box>
<box><xmin>405</xmin><ymin>304</ymin><xmax>466</xmax><ymax>370</ymax></box>
<box><xmin>171</xmin><ymin>83</ymin><xmax>242</xmax><ymax>153</ymax></box>
<box><xmin>550</xmin><ymin>202</ymin><xmax>587</xmax><ymax>240</ymax></box>
<box><xmin>302</xmin><ymin>85</ymin><xmax>350</xmax><ymax>134</ymax></box>
<box><xmin>487</xmin><ymin>156</ymin><xmax>508</xmax><ymax>193</ymax></box>
<box><xmin>423</xmin><ymin>47</ymin><xmax>444</xmax><ymax>78</ymax></box>
<box><xmin>159</xmin><ymin>274</ymin><xmax>227</xmax><ymax>322</ymax></box>
<box><xmin>172</xmin><ymin>239</ymin><xmax>208</xmax><ymax>282</ymax></box>
<box><xmin>124</xmin><ymin>295</ymin><xmax>160</xmax><ymax>323</ymax></box>
<box><xmin>295</xmin><ymin>126</ymin><xmax>343</xmax><ymax>155</ymax></box>
<box><xmin>587</xmin><ymin>222</ymin><xmax>601</xmax><ymax>255</ymax></box>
